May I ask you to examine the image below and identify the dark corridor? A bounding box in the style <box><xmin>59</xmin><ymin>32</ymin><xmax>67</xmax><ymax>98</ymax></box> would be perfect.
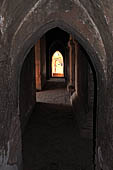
<box><xmin>22</xmin><ymin>80</ymin><xmax>93</xmax><ymax>170</ymax></box>
<box><xmin>20</xmin><ymin>28</ymin><xmax>96</xmax><ymax>170</ymax></box>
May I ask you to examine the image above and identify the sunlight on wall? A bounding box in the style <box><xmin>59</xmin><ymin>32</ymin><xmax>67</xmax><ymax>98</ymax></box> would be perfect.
<box><xmin>52</xmin><ymin>51</ymin><xmax>64</xmax><ymax>77</ymax></box>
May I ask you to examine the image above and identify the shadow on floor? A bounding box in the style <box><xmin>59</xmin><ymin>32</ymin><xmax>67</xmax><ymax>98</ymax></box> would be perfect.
<box><xmin>22</xmin><ymin>102</ymin><xmax>93</xmax><ymax>170</ymax></box>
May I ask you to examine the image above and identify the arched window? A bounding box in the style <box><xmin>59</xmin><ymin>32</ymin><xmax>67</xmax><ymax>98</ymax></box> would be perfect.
<box><xmin>52</xmin><ymin>51</ymin><xmax>64</xmax><ymax>77</ymax></box>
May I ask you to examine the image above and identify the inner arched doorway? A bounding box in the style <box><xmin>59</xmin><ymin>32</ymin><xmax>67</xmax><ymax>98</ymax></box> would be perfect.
<box><xmin>18</xmin><ymin>27</ymin><xmax>98</xmax><ymax>170</ymax></box>
<box><xmin>52</xmin><ymin>50</ymin><xmax>64</xmax><ymax>77</ymax></box>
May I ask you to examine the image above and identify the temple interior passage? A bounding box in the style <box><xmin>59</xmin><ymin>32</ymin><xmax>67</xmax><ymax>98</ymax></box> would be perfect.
<box><xmin>22</xmin><ymin>79</ymin><xmax>93</xmax><ymax>170</ymax></box>
<box><xmin>20</xmin><ymin>27</ymin><xmax>95</xmax><ymax>170</ymax></box>
<box><xmin>1</xmin><ymin>2</ymin><xmax>113</xmax><ymax>170</ymax></box>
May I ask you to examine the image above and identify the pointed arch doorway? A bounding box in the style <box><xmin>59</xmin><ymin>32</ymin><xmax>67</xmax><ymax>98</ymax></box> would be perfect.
<box><xmin>52</xmin><ymin>51</ymin><xmax>64</xmax><ymax>77</ymax></box>
<box><xmin>9</xmin><ymin>1</ymin><xmax>107</xmax><ymax>169</ymax></box>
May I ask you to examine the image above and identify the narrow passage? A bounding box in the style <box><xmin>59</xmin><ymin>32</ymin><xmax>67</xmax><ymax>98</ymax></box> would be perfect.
<box><xmin>22</xmin><ymin>79</ymin><xmax>93</xmax><ymax>170</ymax></box>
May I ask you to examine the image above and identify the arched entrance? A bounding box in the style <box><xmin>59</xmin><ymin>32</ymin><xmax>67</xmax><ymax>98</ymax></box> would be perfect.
<box><xmin>15</xmin><ymin>25</ymin><xmax>101</xmax><ymax>170</ymax></box>
<box><xmin>11</xmin><ymin>24</ymin><xmax>105</xmax><ymax>170</ymax></box>
<box><xmin>46</xmin><ymin>30</ymin><xmax>68</xmax><ymax>80</ymax></box>
<box><xmin>9</xmin><ymin>1</ymin><xmax>107</xmax><ymax>170</ymax></box>
<box><xmin>52</xmin><ymin>51</ymin><xmax>64</xmax><ymax>77</ymax></box>
<box><xmin>20</xmin><ymin>28</ymin><xmax>97</xmax><ymax>170</ymax></box>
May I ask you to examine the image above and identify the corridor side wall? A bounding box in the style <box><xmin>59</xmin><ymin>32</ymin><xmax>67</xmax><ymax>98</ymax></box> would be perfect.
<box><xmin>77</xmin><ymin>45</ymin><xmax>88</xmax><ymax>112</ymax></box>
<box><xmin>19</xmin><ymin>47</ymin><xmax>36</xmax><ymax>133</ymax></box>
<box><xmin>40</xmin><ymin>36</ymin><xmax>47</xmax><ymax>89</ymax></box>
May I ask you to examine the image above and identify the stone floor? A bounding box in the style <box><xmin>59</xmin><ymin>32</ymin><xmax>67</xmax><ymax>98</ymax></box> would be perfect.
<box><xmin>36</xmin><ymin>79</ymin><xmax>70</xmax><ymax>105</ymax></box>
<box><xmin>22</xmin><ymin>79</ymin><xmax>93</xmax><ymax>170</ymax></box>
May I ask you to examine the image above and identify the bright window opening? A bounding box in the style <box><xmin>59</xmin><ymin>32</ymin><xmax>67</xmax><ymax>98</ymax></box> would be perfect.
<box><xmin>52</xmin><ymin>51</ymin><xmax>64</xmax><ymax>77</ymax></box>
